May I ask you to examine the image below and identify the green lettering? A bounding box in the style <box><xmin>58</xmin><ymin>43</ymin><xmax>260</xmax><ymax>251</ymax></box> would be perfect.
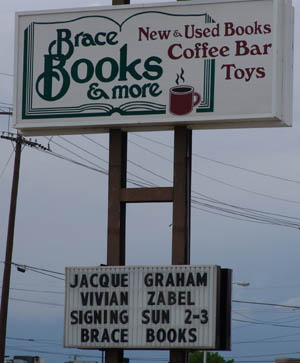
<box><xmin>95</xmin><ymin>58</ymin><xmax>119</xmax><ymax>82</ymax></box>
<box><xmin>112</xmin><ymin>85</ymin><xmax>129</xmax><ymax>99</ymax></box>
<box><xmin>49</xmin><ymin>29</ymin><xmax>74</xmax><ymax>59</ymax></box>
<box><xmin>143</xmin><ymin>56</ymin><xmax>163</xmax><ymax>80</ymax></box>
<box><xmin>71</xmin><ymin>59</ymin><xmax>94</xmax><ymax>83</ymax></box>
<box><xmin>119</xmin><ymin>44</ymin><xmax>142</xmax><ymax>81</ymax></box>
<box><xmin>82</xmin><ymin>33</ymin><xmax>96</xmax><ymax>47</ymax></box>
<box><xmin>36</xmin><ymin>54</ymin><xmax>70</xmax><ymax>101</ymax></box>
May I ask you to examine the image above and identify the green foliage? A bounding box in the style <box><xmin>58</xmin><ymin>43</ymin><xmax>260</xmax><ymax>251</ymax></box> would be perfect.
<box><xmin>189</xmin><ymin>352</ymin><xmax>234</xmax><ymax>363</ymax></box>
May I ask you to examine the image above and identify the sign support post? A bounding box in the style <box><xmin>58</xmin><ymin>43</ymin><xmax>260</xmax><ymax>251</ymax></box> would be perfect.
<box><xmin>106</xmin><ymin>126</ymin><xmax>191</xmax><ymax>363</ymax></box>
<box><xmin>170</xmin><ymin>126</ymin><xmax>192</xmax><ymax>363</ymax></box>
<box><xmin>106</xmin><ymin>129</ymin><xmax>127</xmax><ymax>363</ymax></box>
<box><xmin>107</xmin><ymin>2</ymin><xmax>128</xmax><ymax>361</ymax></box>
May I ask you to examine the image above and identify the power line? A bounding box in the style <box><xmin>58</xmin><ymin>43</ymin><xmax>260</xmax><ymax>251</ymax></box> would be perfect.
<box><xmin>3</xmin><ymin>287</ymin><xmax>64</xmax><ymax>295</ymax></box>
<box><xmin>233</xmin><ymin>332</ymin><xmax>300</xmax><ymax>345</ymax></box>
<box><xmin>5</xmin><ymin>345</ymin><xmax>100</xmax><ymax>359</ymax></box>
<box><xmin>81</xmin><ymin>134</ymin><xmax>172</xmax><ymax>184</ymax></box>
<box><xmin>132</xmin><ymin>133</ymin><xmax>300</xmax><ymax>185</ymax></box>
<box><xmin>47</xmin><ymin>137</ymin><xmax>154</xmax><ymax>187</ymax></box>
<box><xmin>5</xmin><ymin>261</ymin><xmax>300</xmax><ymax>311</ymax></box>
<box><xmin>48</xmin><ymin>135</ymin><xmax>300</xmax><ymax>229</ymax></box>
<box><xmin>40</xmin><ymin>144</ymin><xmax>148</xmax><ymax>188</ymax></box>
<box><xmin>58</xmin><ymin>135</ymin><xmax>109</xmax><ymax>165</ymax></box>
<box><xmin>194</xmin><ymin>154</ymin><xmax>300</xmax><ymax>185</ymax></box>
<box><xmin>45</xmin><ymin>136</ymin><xmax>108</xmax><ymax>173</ymax></box>
<box><xmin>0</xmin><ymin>261</ymin><xmax>65</xmax><ymax>281</ymax></box>
<box><xmin>2</xmin><ymin>132</ymin><xmax>297</xmax><ymax>228</ymax></box>
<box><xmin>192</xmin><ymin>197</ymin><xmax>300</xmax><ymax>229</ymax></box>
<box><xmin>10</xmin><ymin>261</ymin><xmax>64</xmax><ymax>276</ymax></box>
<box><xmin>64</xmin><ymin>135</ymin><xmax>161</xmax><ymax>186</ymax></box>
<box><xmin>234</xmin><ymin>310</ymin><xmax>300</xmax><ymax>325</ymax></box>
<box><xmin>228</xmin><ymin>351</ymin><xmax>300</xmax><ymax>359</ymax></box>
<box><xmin>0</xmin><ymin>149</ymin><xmax>14</xmax><ymax>180</ymax></box>
<box><xmin>7</xmin><ymin>336</ymin><xmax>60</xmax><ymax>344</ymax></box>
<box><xmin>192</xmin><ymin>169</ymin><xmax>300</xmax><ymax>205</ymax></box>
<box><xmin>194</xmin><ymin>193</ymin><xmax>300</xmax><ymax>222</ymax></box>
<box><xmin>82</xmin><ymin>134</ymin><xmax>300</xmax><ymax>225</ymax></box>
<box><xmin>0</xmin><ymin>73</ymin><xmax>13</xmax><ymax>77</ymax></box>
<box><xmin>81</xmin><ymin>134</ymin><xmax>109</xmax><ymax>151</ymax></box>
<box><xmin>233</xmin><ymin>318</ymin><xmax>300</xmax><ymax>329</ymax></box>
<box><xmin>41</xmin><ymin>148</ymin><xmax>108</xmax><ymax>175</ymax></box>
<box><xmin>21</xmin><ymin>268</ymin><xmax>65</xmax><ymax>281</ymax></box>
<box><xmin>130</xmin><ymin>134</ymin><xmax>300</xmax><ymax>204</ymax></box>
<box><xmin>9</xmin><ymin>297</ymin><xmax>63</xmax><ymax>307</ymax></box>
<box><xmin>233</xmin><ymin>300</ymin><xmax>300</xmax><ymax>310</ymax></box>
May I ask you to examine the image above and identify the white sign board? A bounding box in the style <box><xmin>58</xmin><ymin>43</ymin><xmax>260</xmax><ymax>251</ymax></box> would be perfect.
<box><xmin>13</xmin><ymin>0</ymin><xmax>294</xmax><ymax>135</ymax></box>
<box><xmin>64</xmin><ymin>265</ymin><xmax>221</xmax><ymax>349</ymax></box>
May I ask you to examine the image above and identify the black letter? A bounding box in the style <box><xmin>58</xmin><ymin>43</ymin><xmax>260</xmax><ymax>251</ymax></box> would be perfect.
<box><xmin>69</xmin><ymin>274</ymin><xmax>78</xmax><ymax>288</ymax></box>
<box><xmin>70</xmin><ymin>310</ymin><xmax>78</xmax><ymax>324</ymax></box>
<box><xmin>146</xmin><ymin>329</ymin><xmax>155</xmax><ymax>342</ymax></box>
<box><xmin>147</xmin><ymin>291</ymin><xmax>155</xmax><ymax>305</ymax></box>
<box><xmin>81</xmin><ymin>328</ymin><xmax>89</xmax><ymax>342</ymax></box>
<box><xmin>142</xmin><ymin>310</ymin><xmax>150</xmax><ymax>324</ymax></box>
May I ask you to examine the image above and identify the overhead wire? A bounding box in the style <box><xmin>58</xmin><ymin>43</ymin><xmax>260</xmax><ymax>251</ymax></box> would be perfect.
<box><xmin>128</xmin><ymin>135</ymin><xmax>300</xmax><ymax>227</ymax></box>
<box><xmin>233</xmin><ymin>312</ymin><xmax>300</xmax><ymax>328</ymax></box>
<box><xmin>43</xmin><ymin>135</ymin><xmax>300</xmax><ymax>229</ymax></box>
<box><xmin>5</xmin><ymin>345</ymin><xmax>100</xmax><ymax>359</ymax></box>
<box><xmin>46</xmin><ymin>136</ymin><xmax>155</xmax><ymax>188</ymax></box>
<box><xmin>129</xmin><ymin>134</ymin><xmax>300</xmax><ymax>205</ymax></box>
<box><xmin>233</xmin><ymin>332</ymin><xmax>300</xmax><ymax>345</ymax></box>
<box><xmin>2</xmin><ymin>130</ymin><xmax>300</xmax><ymax>227</ymax></box>
<box><xmin>0</xmin><ymin>72</ymin><xmax>13</xmax><ymax>77</ymax></box>
<box><xmin>9</xmin><ymin>297</ymin><xmax>63</xmax><ymax>307</ymax></box>
<box><xmin>0</xmin><ymin>149</ymin><xmax>14</xmax><ymax>180</ymax></box>
<box><xmin>5</xmin><ymin>259</ymin><xmax>300</xmax><ymax>312</ymax></box>
<box><xmin>226</xmin><ymin>351</ymin><xmax>300</xmax><ymax>359</ymax></box>
<box><xmin>58</xmin><ymin>135</ymin><xmax>109</xmax><ymax>165</ymax></box>
<box><xmin>191</xmin><ymin>197</ymin><xmax>300</xmax><ymax>229</ymax></box>
<box><xmin>82</xmin><ymin>135</ymin><xmax>300</xmax><ymax>228</ymax></box>
<box><xmin>131</xmin><ymin>133</ymin><xmax>300</xmax><ymax>185</ymax></box>
<box><xmin>82</xmin><ymin>134</ymin><xmax>171</xmax><ymax>184</ymax></box>
<box><xmin>3</xmin><ymin>287</ymin><xmax>64</xmax><ymax>295</ymax></box>
<box><xmin>41</xmin><ymin>148</ymin><xmax>108</xmax><ymax>175</ymax></box>
<box><xmin>2</xmin><ymin>131</ymin><xmax>300</xmax><ymax>228</ymax></box>
<box><xmin>192</xmin><ymin>190</ymin><xmax>300</xmax><ymax>222</ymax></box>
<box><xmin>7</xmin><ymin>336</ymin><xmax>60</xmax><ymax>344</ymax></box>
<box><xmin>233</xmin><ymin>300</ymin><xmax>300</xmax><ymax>310</ymax></box>
<box><xmin>10</xmin><ymin>261</ymin><xmax>64</xmax><ymax>276</ymax></box>
<box><xmin>45</xmin><ymin>136</ymin><xmax>108</xmax><ymax>174</ymax></box>
<box><xmin>0</xmin><ymin>261</ymin><xmax>65</xmax><ymax>281</ymax></box>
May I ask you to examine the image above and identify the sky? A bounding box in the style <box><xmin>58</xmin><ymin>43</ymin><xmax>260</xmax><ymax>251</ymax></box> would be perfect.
<box><xmin>1</xmin><ymin>0</ymin><xmax>300</xmax><ymax>362</ymax></box>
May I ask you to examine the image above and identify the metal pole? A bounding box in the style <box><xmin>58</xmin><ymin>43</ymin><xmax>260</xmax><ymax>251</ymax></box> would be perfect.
<box><xmin>0</xmin><ymin>135</ymin><xmax>22</xmax><ymax>362</ymax></box>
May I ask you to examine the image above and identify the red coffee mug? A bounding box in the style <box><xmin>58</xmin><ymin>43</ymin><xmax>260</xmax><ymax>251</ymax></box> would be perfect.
<box><xmin>169</xmin><ymin>85</ymin><xmax>201</xmax><ymax>115</ymax></box>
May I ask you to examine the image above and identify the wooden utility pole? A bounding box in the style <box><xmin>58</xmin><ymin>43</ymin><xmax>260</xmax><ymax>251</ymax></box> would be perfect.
<box><xmin>0</xmin><ymin>135</ymin><xmax>22</xmax><ymax>363</ymax></box>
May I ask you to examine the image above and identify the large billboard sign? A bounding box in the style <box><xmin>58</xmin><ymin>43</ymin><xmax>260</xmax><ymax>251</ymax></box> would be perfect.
<box><xmin>13</xmin><ymin>0</ymin><xmax>294</xmax><ymax>135</ymax></box>
<box><xmin>64</xmin><ymin>265</ymin><xmax>230</xmax><ymax>350</ymax></box>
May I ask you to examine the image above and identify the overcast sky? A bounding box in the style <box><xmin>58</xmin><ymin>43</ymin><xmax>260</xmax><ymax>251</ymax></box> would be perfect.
<box><xmin>1</xmin><ymin>0</ymin><xmax>300</xmax><ymax>362</ymax></box>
